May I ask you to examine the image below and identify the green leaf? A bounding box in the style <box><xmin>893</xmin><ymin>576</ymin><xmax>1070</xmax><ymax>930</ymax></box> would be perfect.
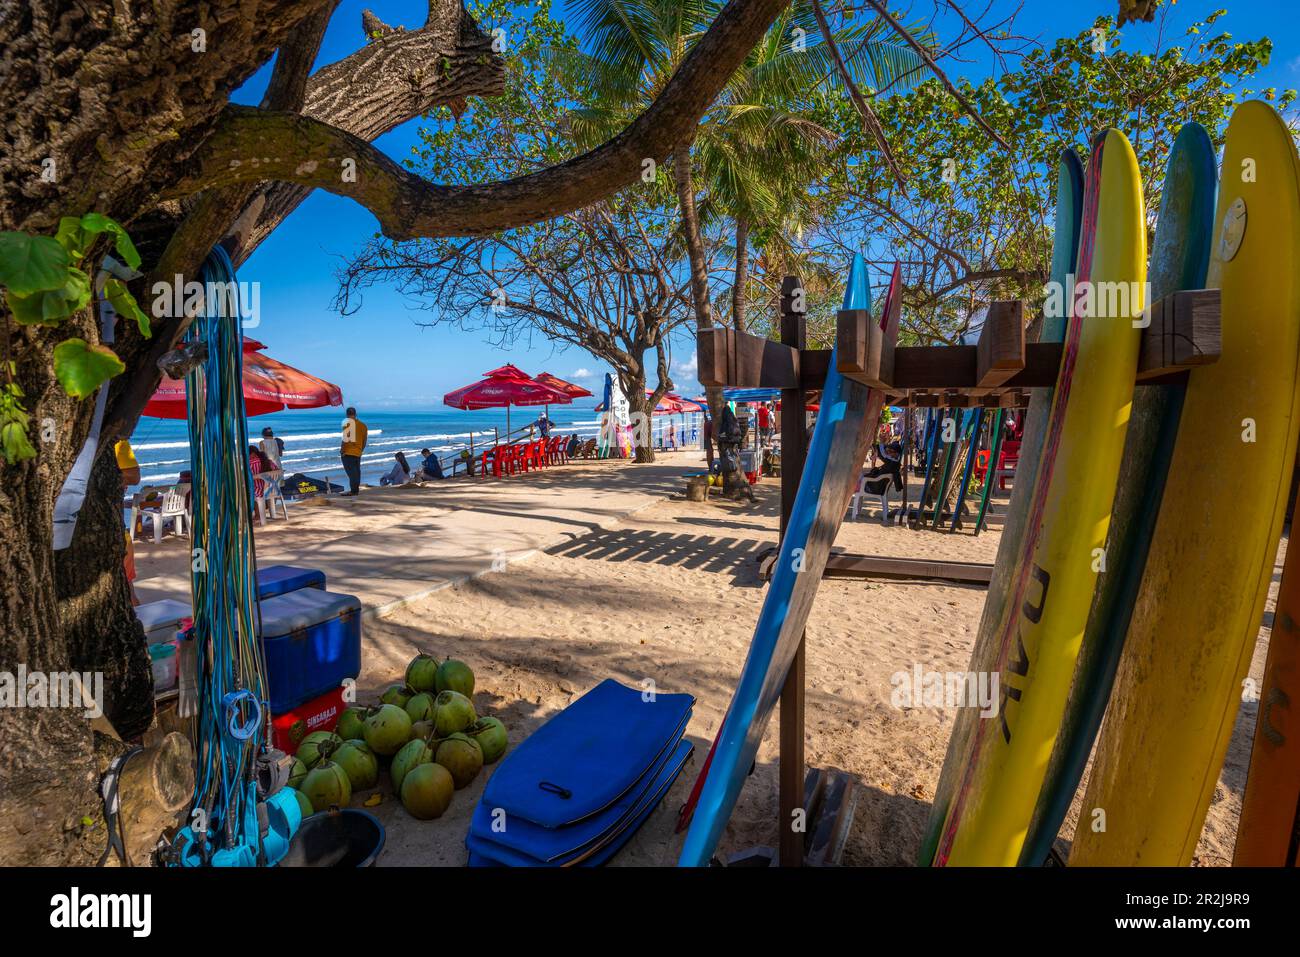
<box><xmin>53</xmin><ymin>213</ymin><xmax>142</xmax><ymax>270</ymax></box>
<box><xmin>0</xmin><ymin>419</ymin><xmax>36</xmax><ymax>463</ymax></box>
<box><xmin>0</xmin><ymin>232</ymin><xmax>70</xmax><ymax>295</ymax></box>
<box><xmin>53</xmin><ymin>338</ymin><xmax>125</xmax><ymax>399</ymax></box>
<box><xmin>0</xmin><ymin>380</ymin><xmax>36</xmax><ymax>464</ymax></box>
<box><xmin>54</xmin><ymin>217</ymin><xmax>93</xmax><ymax>261</ymax></box>
<box><xmin>104</xmin><ymin>277</ymin><xmax>150</xmax><ymax>337</ymax></box>
<box><xmin>4</xmin><ymin>266</ymin><xmax>91</xmax><ymax>325</ymax></box>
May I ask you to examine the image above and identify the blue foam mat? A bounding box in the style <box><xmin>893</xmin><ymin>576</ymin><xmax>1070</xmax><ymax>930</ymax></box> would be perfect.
<box><xmin>467</xmin><ymin>738</ymin><xmax>693</xmax><ymax>867</ymax></box>
<box><xmin>469</xmin><ymin>713</ymin><xmax>690</xmax><ymax>862</ymax></box>
<box><xmin>482</xmin><ymin>679</ymin><xmax>694</xmax><ymax>828</ymax></box>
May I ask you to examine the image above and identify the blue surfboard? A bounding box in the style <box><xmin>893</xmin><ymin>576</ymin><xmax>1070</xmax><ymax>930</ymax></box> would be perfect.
<box><xmin>678</xmin><ymin>254</ymin><xmax>886</xmax><ymax>866</ymax></box>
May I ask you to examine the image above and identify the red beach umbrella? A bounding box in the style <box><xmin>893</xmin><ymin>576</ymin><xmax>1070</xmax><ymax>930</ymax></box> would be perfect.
<box><xmin>534</xmin><ymin>372</ymin><xmax>594</xmax><ymax>399</ymax></box>
<box><xmin>444</xmin><ymin>365</ymin><xmax>573</xmax><ymax>437</ymax></box>
<box><xmin>143</xmin><ymin>338</ymin><xmax>343</xmax><ymax>419</ymax></box>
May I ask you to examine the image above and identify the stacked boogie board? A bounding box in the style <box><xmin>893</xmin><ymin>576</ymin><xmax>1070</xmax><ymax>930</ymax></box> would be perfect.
<box><xmin>1072</xmin><ymin>101</ymin><xmax>1300</xmax><ymax>866</ymax></box>
<box><xmin>466</xmin><ymin>680</ymin><xmax>694</xmax><ymax>866</ymax></box>
<box><xmin>925</xmin><ymin>127</ymin><xmax>1147</xmax><ymax>866</ymax></box>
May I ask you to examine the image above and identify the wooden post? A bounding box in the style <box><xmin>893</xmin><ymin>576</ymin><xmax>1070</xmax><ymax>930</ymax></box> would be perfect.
<box><xmin>778</xmin><ymin>275</ymin><xmax>807</xmax><ymax>868</ymax></box>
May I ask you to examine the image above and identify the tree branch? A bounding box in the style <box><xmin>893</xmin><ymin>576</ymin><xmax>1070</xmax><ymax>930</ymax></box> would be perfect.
<box><xmin>861</xmin><ymin>0</ymin><xmax>1010</xmax><ymax>149</ymax></box>
<box><xmin>166</xmin><ymin>0</ymin><xmax>793</xmax><ymax>239</ymax></box>
<box><xmin>810</xmin><ymin>0</ymin><xmax>906</xmax><ymax>188</ymax></box>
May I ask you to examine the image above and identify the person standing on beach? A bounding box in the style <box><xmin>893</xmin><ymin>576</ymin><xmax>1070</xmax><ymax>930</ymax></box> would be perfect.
<box><xmin>340</xmin><ymin>407</ymin><xmax>367</xmax><ymax>496</ymax></box>
<box><xmin>260</xmin><ymin>426</ymin><xmax>284</xmax><ymax>470</ymax></box>
<box><xmin>702</xmin><ymin>413</ymin><xmax>714</xmax><ymax>470</ymax></box>
<box><xmin>757</xmin><ymin>402</ymin><xmax>772</xmax><ymax>446</ymax></box>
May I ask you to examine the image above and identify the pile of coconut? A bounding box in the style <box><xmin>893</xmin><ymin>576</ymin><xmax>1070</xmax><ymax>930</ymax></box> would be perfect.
<box><xmin>287</xmin><ymin>653</ymin><xmax>508</xmax><ymax>821</ymax></box>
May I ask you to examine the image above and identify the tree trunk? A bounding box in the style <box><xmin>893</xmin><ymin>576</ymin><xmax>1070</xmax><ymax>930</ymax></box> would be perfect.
<box><xmin>55</xmin><ymin>449</ymin><xmax>154</xmax><ymax>738</ymax></box>
<box><xmin>672</xmin><ymin>143</ymin><xmax>726</xmax><ymax>458</ymax></box>
<box><xmin>0</xmin><ymin>410</ymin><xmax>105</xmax><ymax>864</ymax></box>
<box><xmin>733</xmin><ymin>215</ymin><xmax>750</xmax><ymax>332</ymax></box>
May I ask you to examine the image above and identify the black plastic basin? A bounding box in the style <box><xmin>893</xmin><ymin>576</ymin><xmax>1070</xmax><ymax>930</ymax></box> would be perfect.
<box><xmin>279</xmin><ymin>808</ymin><xmax>385</xmax><ymax>867</ymax></box>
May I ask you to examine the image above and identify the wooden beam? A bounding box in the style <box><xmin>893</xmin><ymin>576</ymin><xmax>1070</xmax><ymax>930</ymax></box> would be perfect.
<box><xmin>836</xmin><ymin>281</ymin><xmax>900</xmax><ymax>389</ymax></box>
<box><xmin>976</xmin><ymin>300</ymin><xmax>1026</xmax><ymax>389</ymax></box>
<box><xmin>1136</xmin><ymin>287</ymin><xmax>1221</xmax><ymax>380</ymax></box>
<box><xmin>698</xmin><ymin>327</ymin><xmax>801</xmax><ymax>389</ymax></box>
<box><xmin>705</xmin><ymin>290</ymin><xmax>1218</xmax><ymax>394</ymax></box>
<box><xmin>696</xmin><ymin>327</ymin><xmax>731</xmax><ymax>388</ymax></box>
<box><xmin>759</xmin><ymin>550</ymin><xmax>994</xmax><ymax>585</ymax></box>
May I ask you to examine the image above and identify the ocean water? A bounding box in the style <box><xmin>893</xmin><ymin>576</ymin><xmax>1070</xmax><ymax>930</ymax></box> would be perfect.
<box><xmin>127</xmin><ymin>402</ymin><xmax>699</xmax><ymax>488</ymax></box>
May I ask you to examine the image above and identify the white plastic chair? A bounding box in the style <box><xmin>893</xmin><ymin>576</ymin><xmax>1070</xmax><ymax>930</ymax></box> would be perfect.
<box><xmin>848</xmin><ymin>473</ymin><xmax>893</xmax><ymax>525</ymax></box>
<box><xmin>141</xmin><ymin>487</ymin><xmax>190</xmax><ymax>543</ymax></box>
<box><xmin>256</xmin><ymin>473</ymin><xmax>288</xmax><ymax>524</ymax></box>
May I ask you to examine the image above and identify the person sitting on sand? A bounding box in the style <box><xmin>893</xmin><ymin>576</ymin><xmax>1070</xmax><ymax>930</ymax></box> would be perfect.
<box><xmin>567</xmin><ymin>433</ymin><xmax>580</xmax><ymax>457</ymax></box>
<box><xmin>379</xmin><ymin>451</ymin><xmax>412</xmax><ymax>486</ymax></box>
<box><xmin>417</xmin><ymin>447</ymin><xmax>445</xmax><ymax>480</ymax></box>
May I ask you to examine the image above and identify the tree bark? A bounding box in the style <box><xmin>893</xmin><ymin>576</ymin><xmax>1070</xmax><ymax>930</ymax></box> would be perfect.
<box><xmin>733</xmin><ymin>215</ymin><xmax>750</xmax><ymax>332</ymax></box>
<box><xmin>672</xmin><ymin>143</ymin><xmax>726</xmax><ymax>460</ymax></box>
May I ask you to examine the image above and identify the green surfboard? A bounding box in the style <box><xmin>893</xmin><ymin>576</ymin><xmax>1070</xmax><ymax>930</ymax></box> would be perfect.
<box><xmin>1019</xmin><ymin>122</ymin><xmax>1218</xmax><ymax>865</ymax></box>
<box><xmin>919</xmin><ymin>150</ymin><xmax>1084</xmax><ymax>864</ymax></box>
<box><xmin>972</xmin><ymin>409</ymin><xmax>1005</xmax><ymax>535</ymax></box>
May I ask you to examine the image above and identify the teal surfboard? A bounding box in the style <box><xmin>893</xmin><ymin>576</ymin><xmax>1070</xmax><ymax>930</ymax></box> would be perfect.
<box><xmin>949</xmin><ymin>408</ymin><xmax>986</xmax><ymax>532</ymax></box>
<box><xmin>1019</xmin><ymin>122</ymin><xmax>1218</xmax><ymax>864</ymax></box>
<box><xmin>679</xmin><ymin>254</ymin><xmax>884</xmax><ymax>866</ymax></box>
<box><xmin>973</xmin><ymin>409</ymin><xmax>1005</xmax><ymax>535</ymax></box>
<box><xmin>919</xmin><ymin>149</ymin><xmax>1085</xmax><ymax>864</ymax></box>
<box><xmin>915</xmin><ymin>408</ymin><xmax>956</xmax><ymax>530</ymax></box>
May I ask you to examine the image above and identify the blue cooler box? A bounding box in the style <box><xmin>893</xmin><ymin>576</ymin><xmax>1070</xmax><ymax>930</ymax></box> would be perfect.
<box><xmin>257</xmin><ymin>564</ymin><xmax>327</xmax><ymax>600</ymax></box>
<box><xmin>259</xmin><ymin>589</ymin><xmax>361</xmax><ymax>713</ymax></box>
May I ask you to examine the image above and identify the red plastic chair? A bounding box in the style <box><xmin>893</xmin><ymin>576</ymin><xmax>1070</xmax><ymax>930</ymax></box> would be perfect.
<box><xmin>996</xmin><ymin>440</ymin><xmax>1021</xmax><ymax>491</ymax></box>
<box><xmin>974</xmin><ymin>450</ymin><xmax>991</xmax><ymax>483</ymax></box>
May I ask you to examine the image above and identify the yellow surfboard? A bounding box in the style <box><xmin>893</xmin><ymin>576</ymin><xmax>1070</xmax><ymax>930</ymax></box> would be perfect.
<box><xmin>1070</xmin><ymin>101</ymin><xmax>1300</xmax><ymax>866</ymax></box>
<box><xmin>935</xmin><ymin>129</ymin><xmax>1145</xmax><ymax>866</ymax></box>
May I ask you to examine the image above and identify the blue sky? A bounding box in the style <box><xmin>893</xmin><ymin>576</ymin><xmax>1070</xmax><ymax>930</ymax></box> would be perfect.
<box><xmin>234</xmin><ymin>0</ymin><xmax>1298</xmax><ymax>409</ymax></box>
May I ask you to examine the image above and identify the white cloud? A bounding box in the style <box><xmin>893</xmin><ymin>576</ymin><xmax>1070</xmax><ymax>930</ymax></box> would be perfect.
<box><xmin>571</xmin><ymin>367</ymin><xmax>594</xmax><ymax>379</ymax></box>
<box><xmin>674</xmin><ymin>352</ymin><xmax>698</xmax><ymax>378</ymax></box>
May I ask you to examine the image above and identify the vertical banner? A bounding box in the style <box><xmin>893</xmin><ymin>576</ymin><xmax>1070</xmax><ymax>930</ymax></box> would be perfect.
<box><xmin>599</xmin><ymin>373</ymin><xmax>632</xmax><ymax>458</ymax></box>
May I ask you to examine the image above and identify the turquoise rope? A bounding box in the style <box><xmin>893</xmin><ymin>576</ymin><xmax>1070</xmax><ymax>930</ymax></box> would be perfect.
<box><xmin>185</xmin><ymin>247</ymin><xmax>267</xmax><ymax>859</ymax></box>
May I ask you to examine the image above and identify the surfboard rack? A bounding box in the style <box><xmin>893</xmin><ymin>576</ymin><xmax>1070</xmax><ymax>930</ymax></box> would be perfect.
<box><xmin>756</xmin><ymin>547</ymin><xmax>994</xmax><ymax>586</ymax></box>
<box><xmin>699</xmin><ymin>288</ymin><xmax>1222</xmax><ymax>400</ymax></box>
<box><xmin>697</xmin><ymin>276</ymin><xmax>1222</xmax><ymax>868</ymax></box>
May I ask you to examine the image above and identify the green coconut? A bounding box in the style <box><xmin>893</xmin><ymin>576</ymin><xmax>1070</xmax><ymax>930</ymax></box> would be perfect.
<box><xmin>288</xmin><ymin>757</ymin><xmax>309</xmax><ymax>789</ymax></box>
<box><xmin>336</xmin><ymin>707</ymin><xmax>368</xmax><ymax>742</ymax></box>
<box><xmin>432</xmin><ymin>690</ymin><xmax>476</xmax><ymax>737</ymax></box>
<box><xmin>434</xmin><ymin>659</ymin><xmax>475</xmax><ymax>697</ymax></box>
<box><xmin>405</xmin><ymin>692</ymin><xmax>436</xmax><ymax>723</ymax></box>
<box><xmin>333</xmin><ymin>739</ymin><xmax>379</xmax><ymax>791</ymax></box>
<box><xmin>435</xmin><ymin>733</ymin><xmax>483</xmax><ymax>789</ymax></box>
<box><xmin>293</xmin><ymin>788</ymin><xmax>314</xmax><ymax>820</ymax></box>
<box><xmin>301</xmin><ymin>759</ymin><xmax>352</xmax><ymax>813</ymax></box>
<box><xmin>390</xmin><ymin>738</ymin><xmax>433</xmax><ymax>794</ymax></box>
<box><xmin>297</xmin><ymin>731</ymin><xmax>343</xmax><ymax>770</ymax></box>
<box><xmin>400</xmin><ymin>762</ymin><xmax>455</xmax><ymax>820</ymax></box>
<box><xmin>363</xmin><ymin>703</ymin><xmax>412</xmax><ymax>756</ymax></box>
<box><xmin>405</xmin><ymin>652</ymin><xmax>441</xmax><ymax>694</ymax></box>
<box><xmin>379</xmin><ymin>684</ymin><xmax>413</xmax><ymax>709</ymax></box>
<box><xmin>466</xmin><ymin>716</ymin><xmax>508</xmax><ymax>765</ymax></box>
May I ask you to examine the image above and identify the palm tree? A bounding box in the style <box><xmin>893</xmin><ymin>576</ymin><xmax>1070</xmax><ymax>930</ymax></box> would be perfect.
<box><xmin>565</xmin><ymin>0</ymin><xmax>928</xmax><ymax>437</ymax></box>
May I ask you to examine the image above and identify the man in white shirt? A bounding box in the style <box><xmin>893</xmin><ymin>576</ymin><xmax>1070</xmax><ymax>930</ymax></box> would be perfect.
<box><xmin>259</xmin><ymin>427</ymin><xmax>284</xmax><ymax>470</ymax></box>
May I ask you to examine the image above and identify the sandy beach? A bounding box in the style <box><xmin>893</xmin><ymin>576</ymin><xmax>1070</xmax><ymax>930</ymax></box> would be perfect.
<box><xmin>135</xmin><ymin>455</ymin><xmax>1275</xmax><ymax>866</ymax></box>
